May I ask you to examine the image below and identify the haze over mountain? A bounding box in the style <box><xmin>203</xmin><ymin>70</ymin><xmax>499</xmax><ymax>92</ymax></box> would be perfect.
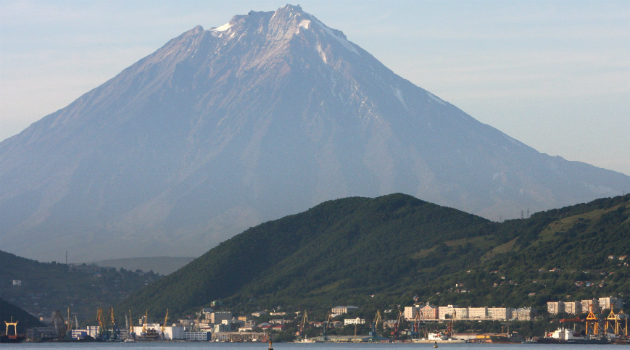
<box><xmin>1</xmin><ymin>5</ymin><xmax>628</xmax><ymax>262</ymax></box>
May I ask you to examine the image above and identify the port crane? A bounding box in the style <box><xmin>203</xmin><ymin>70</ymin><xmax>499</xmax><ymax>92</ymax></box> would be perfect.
<box><xmin>371</xmin><ymin>310</ymin><xmax>382</xmax><ymax>342</ymax></box>
<box><xmin>391</xmin><ymin>310</ymin><xmax>404</xmax><ymax>339</ymax></box>
<box><xmin>161</xmin><ymin>309</ymin><xmax>169</xmax><ymax>339</ymax></box>
<box><xmin>109</xmin><ymin>308</ymin><xmax>120</xmax><ymax>340</ymax></box>
<box><xmin>585</xmin><ymin>306</ymin><xmax>599</xmax><ymax>335</ymax></box>
<box><xmin>96</xmin><ymin>309</ymin><xmax>105</xmax><ymax>339</ymax></box>
<box><xmin>142</xmin><ymin>310</ymin><xmax>148</xmax><ymax>337</ymax></box>
<box><xmin>296</xmin><ymin>310</ymin><xmax>308</xmax><ymax>337</ymax></box>
<box><xmin>322</xmin><ymin>312</ymin><xmax>333</xmax><ymax>341</ymax></box>
<box><xmin>411</xmin><ymin>308</ymin><xmax>423</xmax><ymax>338</ymax></box>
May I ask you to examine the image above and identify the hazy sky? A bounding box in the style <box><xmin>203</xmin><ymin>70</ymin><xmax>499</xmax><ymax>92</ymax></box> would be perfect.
<box><xmin>1</xmin><ymin>0</ymin><xmax>629</xmax><ymax>175</ymax></box>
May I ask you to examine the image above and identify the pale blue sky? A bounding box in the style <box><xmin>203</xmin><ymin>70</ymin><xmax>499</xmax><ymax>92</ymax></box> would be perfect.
<box><xmin>1</xmin><ymin>0</ymin><xmax>629</xmax><ymax>175</ymax></box>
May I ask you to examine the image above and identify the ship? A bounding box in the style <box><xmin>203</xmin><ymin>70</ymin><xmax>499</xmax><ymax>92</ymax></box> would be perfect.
<box><xmin>412</xmin><ymin>332</ymin><xmax>465</xmax><ymax>344</ymax></box>
<box><xmin>537</xmin><ymin>328</ymin><xmax>608</xmax><ymax>344</ymax></box>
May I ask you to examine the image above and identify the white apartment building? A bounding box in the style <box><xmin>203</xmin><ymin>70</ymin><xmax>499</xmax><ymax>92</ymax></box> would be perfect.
<box><xmin>210</xmin><ymin>312</ymin><xmax>232</xmax><ymax>324</ymax></box>
<box><xmin>581</xmin><ymin>299</ymin><xmax>599</xmax><ymax>313</ymax></box>
<box><xmin>453</xmin><ymin>308</ymin><xmax>468</xmax><ymax>319</ymax></box>
<box><xmin>547</xmin><ymin>301</ymin><xmax>565</xmax><ymax>315</ymax></box>
<box><xmin>331</xmin><ymin>306</ymin><xmax>359</xmax><ymax>317</ymax></box>
<box><xmin>599</xmin><ymin>296</ymin><xmax>623</xmax><ymax>310</ymax></box>
<box><xmin>468</xmin><ymin>307</ymin><xmax>488</xmax><ymax>320</ymax></box>
<box><xmin>404</xmin><ymin>306</ymin><xmax>420</xmax><ymax>321</ymax></box>
<box><xmin>488</xmin><ymin>307</ymin><xmax>513</xmax><ymax>320</ymax></box>
<box><xmin>564</xmin><ymin>301</ymin><xmax>582</xmax><ymax>314</ymax></box>
<box><xmin>438</xmin><ymin>305</ymin><xmax>459</xmax><ymax>320</ymax></box>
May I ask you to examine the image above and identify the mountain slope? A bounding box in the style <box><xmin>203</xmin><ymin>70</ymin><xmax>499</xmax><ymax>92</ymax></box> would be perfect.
<box><xmin>118</xmin><ymin>193</ymin><xmax>630</xmax><ymax>319</ymax></box>
<box><xmin>1</xmin><ymin>5</ymin><xmax>629</xmax><ymax>262</ymax></box>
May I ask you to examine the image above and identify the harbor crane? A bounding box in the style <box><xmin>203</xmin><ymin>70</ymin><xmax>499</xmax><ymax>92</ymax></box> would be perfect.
<box><xmin>162</xmin><ymin>309</ymin><xmax>169</xmax><ymax>339</ymax></box>
<box><xmin>142</xmin><ymin>310</ymin><xmax>148</xmax><ymax>337</ymax></box>
<box><xmin>371</xmin><ymin>310</ymin><xmax>382</xmax><ymax>342</ymax></box>
<box><xmin>411</xmin><ymin>309</ymin><xmax>423</xmax><ymax>338</ymax></box>
<box><xmin>297</xmin><ymin>310</ymin><xmax>308</xmax><ymax>337</ymax></box>
<box><xmin>392</xmin><ymin>310</ymin><xmax>404</xmax><ymax>339</ymax></box>
<box><xmin>96</xmin><ymin>309</ymin><xmax>105</xmax><ymax>338</ymax></box>
<box><xmin>109</xmin><ymin>307</ymin><xmax>120</xmax><ymax>340</ymax></box>
<box><xmin>585</xmin><ymin>306</ymin><xmax>599</xmax><ymax>335</ymax></box>
<box><xmin>322</xmin><ymin>312</ymin><xmax>333</xmax><ymax>341</ymax></box>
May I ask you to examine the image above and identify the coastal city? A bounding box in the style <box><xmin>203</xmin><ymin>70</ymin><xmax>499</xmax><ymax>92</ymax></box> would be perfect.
<box><xmin>6</xmin><ymin>295</ymin><xmax>625</xmax><ymax>344</ymax></box>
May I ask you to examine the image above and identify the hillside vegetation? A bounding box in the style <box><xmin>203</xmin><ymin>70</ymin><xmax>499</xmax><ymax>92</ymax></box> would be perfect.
<box><xmin>118</xmin><ymin>193</ymin><xmax>630</xmax><ymax>319</ymax></box>
<box><xmin>0</xmin><ymin>250</ymin><xmax>161</xmax><ymax>322</ymax></box>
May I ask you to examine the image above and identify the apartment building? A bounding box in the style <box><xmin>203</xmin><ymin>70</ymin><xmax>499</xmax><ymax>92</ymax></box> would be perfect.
<box><xmin>599</xmin><ymin>296</ymin><xmax>623</xmax><ymax>310</ymax></box>
<box><xmin>564</xmin><ymin>301</ymin><xmax>582</xmax><ymax>314</ymax></box>
<box><xmin>488</xmin><ymin>307</ymin><xmax>513</xmax><ymax>320</ymax></box>
<box><xmin>468</xmin><ymin>307</ymin><xmax>488</xmax><ymax>320</ymax></box>
<box><xmin>547</xmin><ymin>301</ymin><xmax>565</xmax><ymax>315</ymax></box>
<box><xmin>581</xmin><ymin>299</ymin><xmax>599</xmax><ymax>313</ymax></box>
<box><xmin>438</xmin><ymin>305</ymin><xmax>459</xmax><ymax>320</ymax></box>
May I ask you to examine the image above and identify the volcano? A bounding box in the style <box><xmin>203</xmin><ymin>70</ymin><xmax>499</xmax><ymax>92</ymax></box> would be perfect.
<box><xmin>1</xmin><ymin>5</ymin><xmax>628</xmax><ymax>261</ymax></box>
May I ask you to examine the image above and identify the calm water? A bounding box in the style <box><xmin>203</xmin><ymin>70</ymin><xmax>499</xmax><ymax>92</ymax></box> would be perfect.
<box><xmin>0</xmin><ymin>343</ymin><xmax>614</xmax><ymax>350</ymax></box>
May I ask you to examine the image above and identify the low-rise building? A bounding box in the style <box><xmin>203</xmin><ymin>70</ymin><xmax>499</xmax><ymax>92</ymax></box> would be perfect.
<box><xmin>513</xmin><ymin>308</ymin><xmax>534</xmax><ymax>321</ymax></box>
<box><xmin>331</xmin><ymin>306</ymin><xmax>359</xmax><ymax>317</ymax></box>
<box><xmin>269</xmin><ymin>319</ymin><xmax>289</xmax><ymax>325</ymax></box>
<box><xmin>182</xmin><ymin>331</ymin><xmax>211</xmax><ymax>341</ymax></box>
<box><xmin>210</xmin><ymin>311</ymin><xmax>232</xmax><ymax>324</ymax></box>
<box><xmin>343</xmin><ymin>317</ymin><xmax>365</xmax><ymax>325</ymax></box>
<box><xmin>213</xmin><ymin>323</ymin><xmax>231</xmax><ymax>333</ymax></box>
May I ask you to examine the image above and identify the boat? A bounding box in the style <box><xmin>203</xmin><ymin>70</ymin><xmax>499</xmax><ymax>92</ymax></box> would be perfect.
<box><xmin>1</xmin><ymin>316</ymin><xmax>25</xmax><ymax>343</ymax></box>
<box><xmin>412</xmin><ymin>332</ymin><xmax>465</xmax><ymax>344</ymax></box>
<box><xmin>538</xmin><ymin>328</ymin><xmax>608</xmax><ymax>344</ymax></box>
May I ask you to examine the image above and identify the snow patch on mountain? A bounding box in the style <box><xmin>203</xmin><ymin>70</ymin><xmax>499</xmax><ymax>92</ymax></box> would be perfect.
<box><xmin>427</xmin><ymin>91</ymin><xmax>445</xmax><ymax>105</ymax></box>
<box><xmin>392</xmin><ymin>86</ymin><xmax>409</xmax><ymax>110</ymax></box>
<box><xmin>308</xmin><ymin>15</ymin><xmax>359</xmax><ymax>55</ymax></box>
<box><xmin>213</xmin><ymin>22</ymin><xmax>232</xmax><ymax>32</ymax></box>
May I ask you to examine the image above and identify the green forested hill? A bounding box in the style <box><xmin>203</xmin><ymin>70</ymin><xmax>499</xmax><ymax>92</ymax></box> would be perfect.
<box><xmin>118</xmin><ymin>194</ymin><xmax>494</xmax><ymax>317</ymax></box>
<box><xmin>118</xmin><ymin>193</ymin><xmax>630</xmax><ymax>319</ymax></box>
<box><xmin>0</xmin><ymin>250</ymin><xmax>160</xmax><ymax>323</ymax></box>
